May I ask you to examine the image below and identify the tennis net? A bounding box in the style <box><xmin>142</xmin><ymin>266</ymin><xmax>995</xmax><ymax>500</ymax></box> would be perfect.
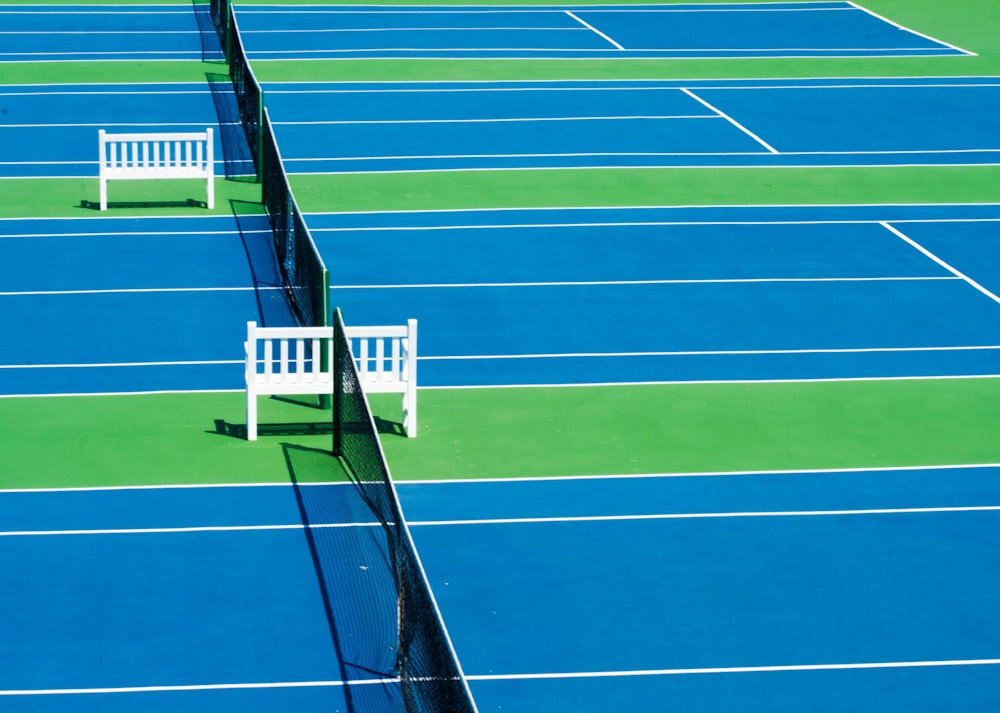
<box><xmin>260</xmin><ymin>108</ymin><xmax>330</xmax><ymax>328</ymax></box>
<box><xmin>333</xmin><ymin>308</ymin><xmax>480</xmax><ymax>713</ymax></box>
<box><xmin>210</xmin><ymin>0</ymin><xmax>326</xmax><ymax>327</ymax></box>
<box><xmin>215</xmin><ymin>0</ymin><xmax>263</xmax><ymax>177</ymax></box>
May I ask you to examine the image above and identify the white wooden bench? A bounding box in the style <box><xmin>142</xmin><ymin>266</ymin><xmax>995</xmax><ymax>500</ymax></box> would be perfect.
<box><xmin>98</xmin><ymin>128</ymin><xmax>214</xmax><ymax>210</ymax></box>
<box><xmin>245</xmin><ymin>319</ymin><xmax>417</xmax><ymax>441</ymax></box>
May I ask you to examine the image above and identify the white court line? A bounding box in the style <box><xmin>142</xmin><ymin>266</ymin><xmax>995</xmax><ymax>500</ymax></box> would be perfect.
<box><xmin>0</xmin><ymin>89</ymin><xmax>216</xmax><ymax>96</ymax></box>
<box><xmin>242</xmin><ymin>26</ymin><xmax>588</xmax><ymax>34</ymax></box>
<box><xmin>304</xmin><ymin>201</ymin><xmax>1000</xmax><ymax>217</ymax></box>
<box><xmin>330</xmin><ymin>277</ymin><xmax>958</xmax><ymax>289</ymax></box>
<box><xmin>4</xmin><ymin>462</ymin><xmax>1000</xmax><ymax>492</ymax></box>
<box><xmin>0</xmin><ymin>679</ymin><xmax>390</xmax><ymax>696</ymax></box>
<box><xmin>5</xmin><ymin>659</ymin><xmax>999</xmax><ymax>695</ymax></box>
<box><xmin>0</xmin><ymin>30</ymin><xmax>201</xmax><ymax>35</ymax></box>
<box><xmin>565</xmin><ymin>10</ymin><xmax>624</xmax><ymax>50</ymax></box>
<box><xmin>418</xmin><ymin>345</ymin><xmax>1000</xmax><ymax>360</ymax></box>
<box><xmin>20</xmin><ymin>345</ymin><xmax>992</xmax><ymax>371</ymax></box>
<box><xmin>0</xmin><ymin>121</ymin><xmax>240</xmax><ymax>129</ymax></box>
<box><xmin>402</xmin><ymin>461</ymin><xmax>1000</xmax><ymax>485</ymax></box>
<box><xmin>467</xmin><ymin>658</ymin><xmax>1000</xmax><ymax>681</ymax></box>
<box><xmin>0</xmin><ymin>522</ymin><xmax>380</xmax><ymax>537</ymax></box>
<box><xmin>289</xmin><ymin>162</ymin><xmax>1000</xmax><ymax>176</ymax></box>
<box><xmin>0</xmin><ymin>229</ymin><xmax>266</xmax><ymax>239</ymax></box>
<box><xmin>4</xmin><ymin>659</ymin><xmax>998</xmax><ymax>695</ymax></box>
<box><xmin>640</xmin><ymin>87</ymin><xmax>770</xmax><ymax>153</ymax></box>
<box><xmin>881</xmin><ymin>222</ymin><xmax>1000</xmax><ymax>306</ymax></box>
<box><xmin>0</xmin><ymin>287</ymin><xmax>274</xmax><ymax>297</ymax></box>
<box><xmin>410</xmin><ymin>505</ymin><xmax>1000</xmax><ymax>527</ymax></box>
<box><xmin>273</xmin><ymin>114</ymin><xmax>717</xmax><ymax>125</ymax></box>
<box><xmin>261</xmin><ymin>80</ymin><xmax>1000</xmax><ymax>94</ymax></box>
<box><xmin>846</xmin><ymin>1</ymin><xmax>974</xmax><ymax>55</ymax></box>
<box><xmin>234</xmin><ymin>6</ymin><xmax>856</xmax><ymax>15</ymax></box>
<box><xmin>0</xmin><ymin>359</ymin><xmax>241</xmax><ymax>369</ymax></box>
<box><xmin>308</xmin><ymin>218</ymin><xmax>1000</xmax><ymax>232</ymax></box>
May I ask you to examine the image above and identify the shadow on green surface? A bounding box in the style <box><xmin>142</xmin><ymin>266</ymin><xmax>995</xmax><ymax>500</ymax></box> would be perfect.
<box><xmin>211</xmin><ymin>407</ymin><xmax>403</xmax><ymax>441</ymax></box>
<box><xmin>79</xmin><ymin>198</ymin><xmax>211</xmax><ymax>211</ymax></box>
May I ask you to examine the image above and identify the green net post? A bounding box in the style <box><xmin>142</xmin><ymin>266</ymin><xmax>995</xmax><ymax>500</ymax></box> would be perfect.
<box><xmin>331</xmin><ymin>308</ymin><xmax>344</xmax><ymax>455</ymax></box>
<box><xmin>255</xmin><ymin>86</ymin><xmax>264</xmax><ymax>183</ymax></box>
<box><xmin>318</xmin><ymin>275</ymin><xmax>332</xmax><ymax>410</ymax></box>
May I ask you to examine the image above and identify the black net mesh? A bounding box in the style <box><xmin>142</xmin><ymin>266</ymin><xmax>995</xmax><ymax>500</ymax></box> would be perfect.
<box><xmin>211</xmin><ymin>0</ymin><xmax>327</xmax><ymax>327</ymax></box>
<box><xmin>333</xmin><ymin>309</ymin><xmax>479</xmax><ymax>713</ymax></box>
<box><xmin>209</xmin><ymin>0</ymin><xmax>227</xmax><ymax>48</ymax></box>
<box><xmin>260</xmin><ymin>109</ymin><xmax>330</xmax><ymax>328</ymax></box>
<box><xmin>223</xmin><ymin>4</ymin><xmax>262</xmax><ymax>177</ymax></box>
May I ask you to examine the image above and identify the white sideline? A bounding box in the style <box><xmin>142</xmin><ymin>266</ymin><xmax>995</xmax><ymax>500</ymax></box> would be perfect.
<box><xmin>244</xmin><ymin>320</ymin><xmax>417</xmax><ymax>441</ymax></box>
<box><xmin>98</xmin><ymin>128</ymin><xmax>214</xmax><ymax>211</ymax></box>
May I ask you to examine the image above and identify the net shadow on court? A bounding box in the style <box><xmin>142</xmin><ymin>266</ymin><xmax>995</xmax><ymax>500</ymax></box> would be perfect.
<box><xmin>283</xmin><ymin>443</ymin><xmax>407</xmax><ymax>713</ymax></box>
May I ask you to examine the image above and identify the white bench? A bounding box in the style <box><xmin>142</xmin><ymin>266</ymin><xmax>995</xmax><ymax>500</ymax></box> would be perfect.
<box><xmin>98</xmin><ymin>128</ymin><xmax>214</xmax><ymax>211</ymax></box>
<box><xmin>245</xmin><ymin>319</ymin><xmax>417</xmax><ymax>441</ymax></box>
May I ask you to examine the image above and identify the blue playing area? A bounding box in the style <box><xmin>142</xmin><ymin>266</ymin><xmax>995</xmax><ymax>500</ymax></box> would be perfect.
<box><xmin>3</xmin><ymin>467</ymin><xmax>1000</xmax><ymax>711</ymax></box>
<box><xmin>232</xmin><ymin>2</ymin><xmax>970</xmax><ymax>59</ymax></box>
<box><xmin>5</xmin><ymin>78</ymin><xmax>1000</xmax><ymax>177</ymax></box>
<box><xmin>4</xmin><ymin>204</ymin><xmax>1000</xmax><ymax>394</ymax></box>
<box><xmin>1</xmin><ymin>2</ymin><xmax>967</xmax><ymax>62</ymax></box>
<box><xmin>5</xmin><ymin>2</ymin><xmax>1000</xmax><ymax>711</ymax></box>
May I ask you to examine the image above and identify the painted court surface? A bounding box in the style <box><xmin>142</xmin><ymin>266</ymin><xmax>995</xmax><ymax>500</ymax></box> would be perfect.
<box><xmin>2</xmin><ymin>1</ymin><xmax>1000</xmax><ymax>712</ymax></box>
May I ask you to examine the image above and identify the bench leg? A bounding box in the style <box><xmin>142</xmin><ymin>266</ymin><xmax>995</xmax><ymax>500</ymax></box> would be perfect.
<box><xmin>403</xmin><ymin>384</ymin><xmax>416</xmax><ymax>438</ymax></box>
<box><xmin>247</xmin><ymin>392</ymin><xmax>258</xmax><ymax>441</ymax></box>
<box><xmin>99</xmin><ymin>177</ymin><xmax>107</xmax><ymax>211</ymax></box>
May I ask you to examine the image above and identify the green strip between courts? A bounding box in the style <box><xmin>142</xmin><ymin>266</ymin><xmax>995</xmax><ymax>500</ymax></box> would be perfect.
<box><xmin>290</xmin><ymin>165</ymin><xmax>1000</xmax><ymax>213</ymax></box>
<box><xmin>5</xmin><ymin>166</ymin><xmax>996</xmax><ymax>219</ymax></box>
<box><xmin>0</xmin><ymin>177</ymin><xmax>261</xmax><ymax>219</ymax></box>
<box><xmin>1</xmin><ymin>62</ymin><xmax>227</xmax><ymax>86</ymax></box>
<box><xmin>2</xmin><ymin>378</ymin><xmax>1000</xmax><ymax>489</ymax></box>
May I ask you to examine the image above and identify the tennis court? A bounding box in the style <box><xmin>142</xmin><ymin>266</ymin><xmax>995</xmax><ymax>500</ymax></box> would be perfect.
<box><xmin>263</xmin><ymin>77</ymin><xmax>1000</xmax><ymax>171</ymax></box>
<box><xmin>232</xmin><ymin>2</ymin><xmax>970</xmax><ymax>59</ymax></box>
<box><xmin>3</xmin><ymin>1</ymin><xmax>1000</xmax><ymax>712</ymax></box>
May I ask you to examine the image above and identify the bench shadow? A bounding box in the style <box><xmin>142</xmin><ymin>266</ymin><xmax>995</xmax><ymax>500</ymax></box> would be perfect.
<box><xmin>78</xmin><ymin>198</ymin><xmax>210</xmax><ymax>211</ymax></box>
<box><xmin>210</xmin><ymin>413</ymin><xmax>403</xmax><ymax>440</ymax></box>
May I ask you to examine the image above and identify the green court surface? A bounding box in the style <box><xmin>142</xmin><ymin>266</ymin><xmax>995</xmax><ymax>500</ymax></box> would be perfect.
<box><xmin>4</xmin><ymin>377</ymin><xmax>1000</xmax><ymax>489</ymax></box>
<box><xmin>3</xmin><ymin>0</ymin><xmax>999</xmax><ymax>493</ymax></box>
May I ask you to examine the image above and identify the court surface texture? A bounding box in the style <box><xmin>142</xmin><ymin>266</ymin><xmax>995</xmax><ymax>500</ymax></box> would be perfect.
<box><xmin>2</xmin><ymin>1</ymin><xmax>1000</xmax><ymax>712</ymax></box>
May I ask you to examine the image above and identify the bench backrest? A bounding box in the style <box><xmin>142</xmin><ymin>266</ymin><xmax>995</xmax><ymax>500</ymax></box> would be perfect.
<box><xmin>344</xmin><ymin>322</ymin><xmax>417</xmax><ymax>394</ymax></box>
<box><xmin>245</xmin><ymin>323</ymin><xmax>334</xmax><ymax>395</ymax></box>
<box><xmin>245</xmin><ymin>320</ymin><xmax>417</xmax><ymax>440</ymax></box>
<box><xmin>98</xmin><ymin>128</ymin><xmax>214</xmax><ymax>210</ymax></box>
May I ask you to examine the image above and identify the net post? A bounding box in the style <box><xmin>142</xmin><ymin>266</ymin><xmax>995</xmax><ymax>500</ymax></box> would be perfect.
<box><xmin>223</xmin><ymin>0</ymin><xmax>233</xmax><ymax>65</ymax></box>
<box><xmin>254</xmin><ymin>84</ymin><xmax>264</xmax><ymax>183</ymax></box>
<box><xmin>331</xmin><ymin>308</ymin><xmax>344</xmax><ymax>457</ymax></box>
<box><xmin>317</xmin><ymin>271</ymin><xmax>332</xmax><ymax>410</ymax></box>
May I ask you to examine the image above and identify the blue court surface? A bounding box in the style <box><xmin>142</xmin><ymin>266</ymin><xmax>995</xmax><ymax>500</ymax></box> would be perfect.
<box><xmin>5</xmin><ymin>77</ymin><xmax>1000</xmax><ymax>178</ymax></box>
<box><xmin>263</xmin><ymin>77</ymin><xmax>1000</xmax><ymax>172</ymax></box>
<box><xmin>0</xmin><ymin>3</ymin><xmax>223</xmax><ymax>61</ymax></box>
<box><xmin>1</xmin><ymin>1</ymin><xmax>966</xmax><ymax>62</ymax></box>
<box><xmin>0</xmin><ymin>83</ymin><xmax>248</xmax><ymax>178</ymax></box>
<box><xmin>3</xmin><ymin>465</ymin><xmax>999</xmax><ymax>711</ymax></box>
<box><xmin>4</xmin><ymin>204</ymin><xmax>1000</xmax><ymax>396</ymax></box>
<box><xmin>232</xmin><ymin>2</ymin><xmax>970</xmax><ymax>59</ymax></box>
